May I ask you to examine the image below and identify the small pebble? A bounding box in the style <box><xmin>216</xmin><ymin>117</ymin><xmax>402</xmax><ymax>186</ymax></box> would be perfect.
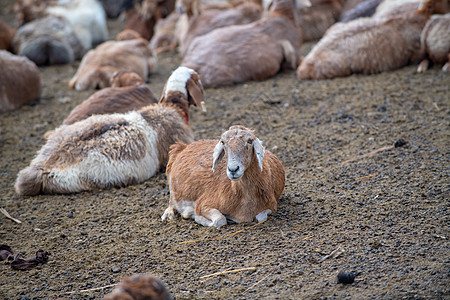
<box><xmin>111</xmin><ymin>266</ymin><xmax>121</xmax><ymax>273</ymax></box>
<box><xmin>394</xmin><ymin>139</ymin><xmax>408</xmax><ymax>148</ymax></box>
<box><xmin>337</xmin><ymin>270</ymin><xmax>356</xmax><ymax>284</ymax></box>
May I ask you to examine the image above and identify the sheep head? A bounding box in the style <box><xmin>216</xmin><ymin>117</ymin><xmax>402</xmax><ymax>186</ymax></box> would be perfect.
<box><xmin>160</xmin><ymin>66</ymin><xmax>206</xmax><ymax>120</ymax></box>
<box><xmin>212</xmin><ymin>125</ymin><xmax>265</xmax><ymax>181</ymax></box>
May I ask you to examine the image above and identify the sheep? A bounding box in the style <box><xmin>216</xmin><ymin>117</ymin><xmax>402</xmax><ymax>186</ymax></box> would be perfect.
<box><xmin>161</xmin><ymin>125</ymin><xmax>285</xmax><ymax>227</ymax></box>
<box><xmin>296</xmin><ymin>0</ymin><xmax>344</xmax><ymax>42</ymax></box>
<box><xmin>68</xmin><ymin>38</ymin><xmax>157</xmax><ymax>91</ymax></box>
<box><xmin>296</xmin><ymin>0</ymin><xmax>446</xmax><ymax>80</ymax></box>
<box><xmin>0</xmin><ymin>50</ymin><xmax>41</xmax><ymax>112</ymax></box>
<box><xmin>15</xmin><ymin>67</ymin><xmax>205</xmax><ymax>196</ymax></box>
<box><xmin>62</xmin><ymin>71</ymin><xmax>158</xmax><ymax>125</ymax></box>
<box><xmin>181</xmin><ymin>0</ymin><xmax>309</xmax><ymax>88</ymax></box>
<box><xmin>104</xmin><ymin>273</ymin><xmax>173</xmax><ymax>300</ymax></box>
<box><xmin>0</xmin><ymin>20</ymin><xmax>16</xmax><ymax>51</ymax></box>
<box><xmin>13</xmin><ymin>0</ymin><xmax>109</xmax><ymax>51</ymax></box>
<box><xmin>150</xmin><ymin>11</ymin><xmax>181</xmax><ymax>54</ymax></box>
<box><xmin>12</xmin><ymin>15</ymin><xmax>86</xmax><ymax>65</ymax></box>
<box><xmin>178</xmin><ymin>0</ymin><xmax>263</xmax><ymax>55</ymax></box>
<box><xmin>417</xmin><ymin>13</ymin><xmax>450</xmax><ymax>72</ymax></box>
<box><xmin>122</xmin><ymin>0</ymin><xmax>176</xmax><ymax>41</ymax></box>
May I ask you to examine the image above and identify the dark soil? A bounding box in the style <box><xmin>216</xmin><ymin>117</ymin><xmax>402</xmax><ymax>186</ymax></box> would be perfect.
<box><xmin>1</xmin><ymin>4</ymin><xmax>449</xmax><ymax>299</ymax></box>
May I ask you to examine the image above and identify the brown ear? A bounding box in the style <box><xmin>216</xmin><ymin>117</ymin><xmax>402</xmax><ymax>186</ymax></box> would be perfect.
<box><xmin>186</xmin><ymin>77</ymin><xmax>206</xmax><ymax>111</ymax></box>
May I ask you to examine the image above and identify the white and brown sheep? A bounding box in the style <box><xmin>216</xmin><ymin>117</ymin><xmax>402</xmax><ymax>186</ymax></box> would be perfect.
<box><xmin>181</xmin><ymin>0</ymin><xmax>309</xmax><ymax>88</ymax></box>
<box><xmin>296</xmin><ymin>0</ymin><xmax>344</xmax><ymax>42</ymax></box>
<box><xmin>13</xmin><ymin>0</ymin><xmax>108</xmax><ymax>51</ymax></box>
<box><xmin>62</xmin><ymin>71</ymin><xmax>158</xmax><ymax>125</ymax></box>
<box><xmin>69</xmin><ymin>38</ymin><xmax>157</xmax><ymax>91</ymax></box>
<box><xmin>12</xmin><ymin>15</ymin><xmax>86</xmax><ymax>65</ymax></box>
<box><xmin>104</xmin><ymin>273</ymin><xmax>173</xmax><ymax>300</ymax></box>
<box><xmin>161</xmin><ymin>125</ymin><xmax>285</xmax><ymax>227</ymax></box>
<box><xmin>417</xmin><ymin>13</ymin><xmax>450</xmax><ymax>72</ymax></box>
<box><xmin>296</xmin><ymin>0</ymin><xmax>447</xmax><ymax>80</ymax></box>
<box><xmin>0</xmin><ymin>50</ymin><xmax>41</xmax><ymax>112</ymax></box>
<box><xmin>15</xmin><ymin>67</ymin><xmax>205</xmax><ymax>196</ymax></box>
<box><xmin>178</xmin><ymin>0</ymin><xmax>263</xmax><ymax>55</ymax></box>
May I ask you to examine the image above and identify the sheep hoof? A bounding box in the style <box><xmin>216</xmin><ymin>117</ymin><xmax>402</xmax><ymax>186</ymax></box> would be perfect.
<box><xmin>255</xmin><ymin>209</ymin><xmax>272</xmax><ymax>223</ymax></box>
<box><xmin>161</xmin><ymin>207</ymin><xmax>175</xmax><ymax>221</ymax></box>
<box><xmin>442</xmin><ymin>62</ymin><xmax>449</xmax><ymax>73</ymax></box>
<box><xmin>417</xmin><ymin>59</ymin><xmax>429</xmax><ymax>73</ymax></box>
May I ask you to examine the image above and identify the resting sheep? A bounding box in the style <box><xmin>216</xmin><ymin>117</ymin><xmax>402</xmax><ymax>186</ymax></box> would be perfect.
<box><xmin>15</xmin><ymin>67</ymin><xmax>205</xmax><ymax>196</ymax></box>
<box><xmin>68</xmin><ymin>38</ymin><xmax>157</xmax><ymax>91</ymax></box>
<box><xmin>161</xmin><ymin>125</ymin><xmax>285</xmax><ymax>227</ymax></box>
<box><xmin>12</xmin><ymin>15</ymin><xmax>86</xmax><ymax>65</ymax></box>
<box><xmin>417</xmin><ymin>13</ymin><xmax>450</xmax><ymax>72</ymax></box>
<box><xmin>104</xmin><ymin>273</ymin><xmax>173</xmax><ymax>300</ymax></box>
<box><xmin>181</xmin><ymin>0</ymin><xmax>308</xmax><ymax>88</ymax></box>
<box><xmin>0</xmin><ymin>50</ymin><xmax>41</xmax><ymax>112</ymax></box>
<box><xmin>178</xmin><ymin>0</ymin><xmax>263</xmax><ymax>55</ymax></box>
<box><xmin>62</xmin><ymin>71</ymin><xmax>158</xmax><ymax>125</ymax></box>
<box><xmin>296</xmin><ymin>0</ymin><xmax>445</xmax><ymax>80</ymax></box>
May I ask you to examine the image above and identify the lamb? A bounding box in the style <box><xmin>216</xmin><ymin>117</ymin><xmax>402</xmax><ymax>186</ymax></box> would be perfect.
<box><xmin>178</xmin><ymin>0</ymin><xmax>263</xmax><ymax>55</ymax></box>
<box><xmin>417</xmin><ymin>13</ymin><xmax>450</xmax><ymax>72</ymax></box>
<box><xmin>62</xmin><ymin>71</ymin><xmax>158</xmax><ymax>125</ymax></box>
<box><xmin>0</xmin><ymin>50</ymin><xmax>41</xmax><ymax>112</ymax></box>
<box><xmin>181</xmin><ymin>0</ymin><xmax>309</xmax><ymax>88</ymax></box>
<box><xmin>296</xmin><ymin>0</ymin><xmax>344</xmax><ymax>42</ymax></box>
<box><xmin>15</xmin><ymin>67</ymin><xmax>205</xmax><ymax>196</ymax></box>
<box><xmin>68</xmin><ymin>38</ymin><xmax>157</xmax><ymax>91</ymax></box>
<box><xmin>161</xmin><ymin>125</ymin><xmax>285</xmax><ymax>227</ymax></box>
<box><xmin>104</xmin><ymin>273</ymin><xmax>173</xmax><ymax>300</ymax></box>
<box><xmin>12</xmin><ymin>15</ymin><xmax>86</xmax><ymax>65</ymax></box>
<box><xmin>296</xmin><ymin>0</ymin><xmax>446</xmax><ymax>80</ymax></box>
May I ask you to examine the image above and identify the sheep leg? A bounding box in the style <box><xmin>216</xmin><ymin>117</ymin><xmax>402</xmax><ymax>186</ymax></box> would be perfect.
<box><xmin>417</xmin><ymin>59</ymin><xmax>429</xmax><ymax>73</ymax></box>
<box><xmin>255</xmin><ymin>209</ymin><xmax>272</xmax><ymax>223</ymax></box>
<box><xmin>280</xmin><ymin>40</ymin><xmax>297</xmax><ymax>70</ymax></box>
<box><xmin>161</xmin><ymin>206</ymin><xmax>175</xmax><ymax>221</ymax></box>
<box><xmin>194</xmin><ymin>209</ymin><xmax>227</xmax><ymax>228</ymax></box>
<box><xmin>442</xmin><ymin>55</ymin><xmax>450</xmax><ymax>72</ymax></box>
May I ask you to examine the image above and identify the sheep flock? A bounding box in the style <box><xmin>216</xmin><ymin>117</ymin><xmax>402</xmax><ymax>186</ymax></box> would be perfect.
<box><xmin>0</xmin><ymin>0</ymin><xmax>449</xmax><ymax>299</ymax></box>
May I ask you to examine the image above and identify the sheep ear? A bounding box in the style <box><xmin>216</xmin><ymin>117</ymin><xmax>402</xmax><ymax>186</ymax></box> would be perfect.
<box><xmin>253</xmin><ymin>138</ymin><xmax>265</xmax><ymax>172</ymax></box>
<box><xmin>212</xmin><ymin>141</ymin><xmax>225</xmax><ymax>172</ymax></box>
<box><xmin>186</xmin><ymin>77</ymin><xmax>206</xmax><ymax>111</ymax></box>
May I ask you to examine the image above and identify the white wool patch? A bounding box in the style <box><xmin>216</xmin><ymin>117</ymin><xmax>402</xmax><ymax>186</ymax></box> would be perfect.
<box><xmin>165</xmin><ymin>66</ymin><xmax>194</xmax><ymax>98</ymax></box>
<box><xmin>44</xmin><ymin>111</ymin><xmax>159</xmax><ymax>192</ymax></box>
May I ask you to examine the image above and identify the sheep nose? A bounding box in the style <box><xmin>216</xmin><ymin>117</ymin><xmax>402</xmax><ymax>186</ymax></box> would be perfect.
<box><xmin>228</xmin><ymin>166</ymin><xmax>239</xmax><ymax>174</ymax></box>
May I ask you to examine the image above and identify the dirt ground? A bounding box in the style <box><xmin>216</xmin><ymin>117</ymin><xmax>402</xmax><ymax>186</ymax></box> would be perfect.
<box><xmin>1</xmin><ymin>4</ymin><xmax>449</xmax><ymax>300</ymax></box>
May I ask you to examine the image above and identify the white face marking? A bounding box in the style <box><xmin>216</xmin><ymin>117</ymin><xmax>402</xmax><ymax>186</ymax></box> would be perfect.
<box><xmin>165</xmin><ymin>66</ymin><xmax>195</xmax><ymax>98</ymax></box>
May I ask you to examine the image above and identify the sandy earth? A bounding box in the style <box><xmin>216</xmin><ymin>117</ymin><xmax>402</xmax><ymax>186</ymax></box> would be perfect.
<box><xmin>1</xmin><ymin>4</ymin><xmax>449</xmax><ymax>300</ymax></box>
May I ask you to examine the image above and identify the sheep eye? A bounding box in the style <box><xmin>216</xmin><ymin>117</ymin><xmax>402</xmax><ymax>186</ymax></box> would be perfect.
<box><xmin>220</xmin><ymin>140</ymin><xmax>224</xmax><ymax>145</ymax></box>
<box><xmin>247</xmin><ymin>139</ymin><xmax>253</xmax><ymax>144</ymax></box>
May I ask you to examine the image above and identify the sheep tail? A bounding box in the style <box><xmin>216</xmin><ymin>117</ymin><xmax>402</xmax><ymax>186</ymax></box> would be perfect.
<box><xmin>15</xmin><ymin>166</ymin><xmax>43</xmax><ymax>196</ymax></box>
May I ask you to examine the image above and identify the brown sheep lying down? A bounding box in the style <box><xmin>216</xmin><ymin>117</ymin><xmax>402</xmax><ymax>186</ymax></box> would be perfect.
<box><xmin>104</xmin><ymin>273</ymin><xmax>173</xmax><ymax>300</ymax></box>
<box><xmin>162</xmin><ymin>125</ymin><xmax>285</xmax><ymax>227</ymax></box>
<box><xmin>181</xmin><ymin>0</ymin><xmax>308</xmax><ymax>88</ymax></box>
<box><xmin>0</xmin><ymin>50</ymin><xmax>41</xmax><ymax>112</ymax></box>
<box><xmin>69</xmin><ymin>38</ymin><xmax>157</xmax><ymax>91</ymax></box>
<box><xmin>296</xmin><ymin>0</ymin><xmax>447</xmax><ymax>80</ymax></box>
<box><xmin>62</xmin><ymin>71</ymin><xmax>158</xmax><ymax>125</ymax></box>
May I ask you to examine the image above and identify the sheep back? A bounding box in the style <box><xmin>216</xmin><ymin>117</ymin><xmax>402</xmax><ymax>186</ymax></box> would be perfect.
<box><xmin>297</xmin><ymin>13</ymin><xmax>428</xmax><ymax>79</ymax></box>
<box><xmin>0</xmin><ymin>50</ymin><xmax>41</xmax><ymax>112</ymax></box>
